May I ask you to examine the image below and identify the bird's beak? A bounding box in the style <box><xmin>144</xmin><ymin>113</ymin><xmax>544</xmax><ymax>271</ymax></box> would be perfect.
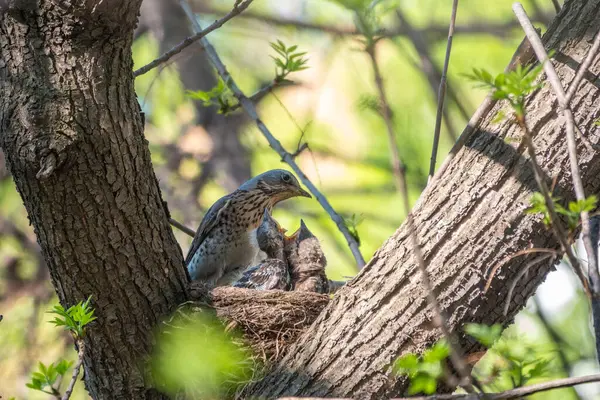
<box><xmin>297</xmin><ymin>186</ymin><xmax>312</xmax><ymax>198</ymax></box>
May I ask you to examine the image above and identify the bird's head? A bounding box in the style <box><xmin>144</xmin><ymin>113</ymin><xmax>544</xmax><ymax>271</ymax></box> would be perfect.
<box><xmin>286</xmin><ymin>220</ymin><xmax>327</xmax><ymax>269</ymax></box>
<box><xmin>257</xmin><ymin>209</ymin><xmax>286</xmax><ymax>257</ymax></box>
<box><xmin>239</xmin><ymin>169</ymin><xmax>311</xmax><ymax>205</ymax></box>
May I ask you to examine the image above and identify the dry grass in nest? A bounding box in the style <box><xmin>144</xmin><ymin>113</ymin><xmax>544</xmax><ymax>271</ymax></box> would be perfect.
<box><xmin>187</xmin><ymin>283</ymin><xmax>330</xmax><ymax>363</ymax></box>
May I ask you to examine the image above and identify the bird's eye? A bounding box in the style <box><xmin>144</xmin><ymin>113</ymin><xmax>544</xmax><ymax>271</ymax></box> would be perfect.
<box><xmin>282</xmin><ymin>173</ymin><xmax>292</xmax><ymax>183</ymax></box>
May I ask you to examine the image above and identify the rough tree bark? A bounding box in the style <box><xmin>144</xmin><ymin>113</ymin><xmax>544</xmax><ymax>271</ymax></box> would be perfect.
<box><xmin>0</xmin><ymin>1</ymin><xmax>188</xmax><ymax>399</ymax></box>
<box><xmin>247</xmin><ymin>0</ymin><xmax>600</xmax><ymax>398</ymax></box>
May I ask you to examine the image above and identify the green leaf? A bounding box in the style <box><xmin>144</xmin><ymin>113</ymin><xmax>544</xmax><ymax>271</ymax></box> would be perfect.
<box><xmin>465</xmin><ymin>323</ymin><xmax>503</xmax><ymax>347</ymax></box>
<box><xmin>395</xmin><ymin>353</ymin><xmax>419</xmax><ymax>373</ymax></box>
<box><xmin>423</xmin><ymin>341</ymin><xmax>449</xmax><ymax>363</ymax></box>
<box><xmin>26</xmin><ymin>379</ymin><xmax>43</xmax><ymax>390</ymax></box>
<box><xmin>56</xmin><ymin>359</ymin><xmax>73</xmax><ymax>375</ymax></box>
<box><xmin>408</xmin><ymin>373</ymin><xmax>437</xmax><ymax>395</ymax></box>
<box><xmin>48</xmin><ymin>295</ymin><xmax>96</xmax><ymax>338</ymax></box>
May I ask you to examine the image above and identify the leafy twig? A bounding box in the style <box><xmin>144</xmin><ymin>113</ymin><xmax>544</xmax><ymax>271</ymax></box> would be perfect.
<box><xmin>432</xmin><ymin>31</ymin><xmax>538</xmax><ymax>183</ymax></box>
<box><xmin>133</xmin><ymin>0</ymin><xmax>254</xmax><ymax>77</ymax></box>
<box><xmin>428</xmin><ymin>0</ymin><xmax>459</xmax><ymax>180</ymax></box>
<box><xmin>513</xmin><ymin>2</ymin><xmax>600</xmax><ymax>362</ymax></box>
<box><xmin>179</xmin><ymin>0</ymin><xmax>366</xmax><ymax>268</ymax></box>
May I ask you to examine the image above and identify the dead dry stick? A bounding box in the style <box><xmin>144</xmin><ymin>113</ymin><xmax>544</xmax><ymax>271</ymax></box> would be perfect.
<box><xmin>485</xmin><ymin>247</ymin><xmax>558</xmax><ymax>292</ymax></box>
<box><xmin>179</xmin><ymin>0</ymin><xmax>365</xmax><ymax>268</ymax></box>
<box><xmin>61</xmin><ymin>339</ymin><xmax>84</xmax><ymax>400</ymax></box>
<box><xmin>428</xmin><ymin>0</ymin><xmax>459</xmax><ymax>181</ymax></box>
<box><xmin>519</xmin><ymin>117</ymin><xmax>589</xmax><ymax>291</ymax></box>
<box><xmin>169</xmin><ymin>218</ymin><xmax>196</xmax><ymax>238</ymax></box>
<box><xmin>366</xmin><ymin>43</ymin><xmax>407</xmax><ymax>201</ymax></box>
<box><xmin>504</xmin><ymin>254</ymin><xmax>553</xmax><ymax>316</ymax></box>
<box><xmin>133</xmin><ymin>0</ymin><xmax>254</xmax><ymax>77</ymax></box>
<box><xmin>565</xmin><ymin>28</ymin><xmax>600</xmax><ymax>104</ymax></box>
<box><xmin>277</xmin><ymin>373</ymin><xmax>600</xmax><ymax>399</ymax></box>
<box><xmin>513</xmin><ymin>2</ymin><xmax>600</xmax><ymax>361</ymax></box>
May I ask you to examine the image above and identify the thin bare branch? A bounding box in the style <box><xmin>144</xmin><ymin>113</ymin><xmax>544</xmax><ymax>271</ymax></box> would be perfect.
<box><xmin>133</xmin><ymin>0</ymin><xmax>254</xmax><ymax>77</ymax></box>
<box><xmin>532</xmin><ymin>297</ymin><xmax>579</xmax><ymax>398</ymax></box>
<box><xmin>519</xmin><ymin>115</ymin><xmax>588</xmax><ymax>291</ymax></box>
<box><xmin>365</xmin><ymin>3</ymin><xmax>472</xmax><ymax>391</ymax></box>
<box><xmin>228</xmin><ymin>80</ymin><xmax>296</xmax><ymax>113</ymax></box>
<box><xmin>195</xmin><ymin>4</ymin><xmax>553</xmax><ymax>41</ymax></box>
<box><xmin>366</xmin><ymin>43</ymin><xmax>407</xmax><ymax>203</ymax></box>
<box><xmin>61</xmin><ymin>339</ymin><xmax>85</xmax><ymax>400</ymax></box>
<box><xmin>565</xmin><ymin>28</ymin><xmax>600</xmax><ymax>104</ymax></box>
<box><xmin>394</xmin><ymin>9</ymin><xmax>469</xmax><ymax>140</ymax></box>
<box><xmin>428</xmin><ymin>0</ymin><xmax>459</xmax><ymax>180</ymax></box>
<box><xmin>551</xmin><ymin>0</ymin><xmax>561</xmax><ymax>13</ymax></box>
<box><xmin>278</xmin><ymin>373</ymin><xmax>600</xmax><ymax>399</ymax></box>
<box><xmin>179</xmin><ymin>0</ymin><xmax>365</xmax><ymax>268</ymax></box>
<box><xmin>513</xmin><ymin>2</ymin><xmax>600</xmax><ymax>361</ymax></box>
<box><xmin>432</xmin><ymin>31</ymin><xmax>538</xmax><ymax>183</ymax></box>
<box><xmin>504</xmin><ymin>254</ymin><xmax>553</xmax><ymax>315</ymax></box>
<box><xmin>169</xmin><ymin>218</ymin><xmax>196</xmax><ymax>237</ymax></box>
<box><xmin>485</xmin><ymin>247</ymin><xmax>558</xmax><ymax>291</ymax></box>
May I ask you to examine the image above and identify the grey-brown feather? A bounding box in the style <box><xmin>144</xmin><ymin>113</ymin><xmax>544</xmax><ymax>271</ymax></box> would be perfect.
<box><xmin>285</xmin><ymin>221</ymin><xmax>329</xmax><ymax>294</ymax></box>
<box><xmin>185</xmin><ymin>169</ymin><xmax>309</xmax><ymax>287</ymax></box>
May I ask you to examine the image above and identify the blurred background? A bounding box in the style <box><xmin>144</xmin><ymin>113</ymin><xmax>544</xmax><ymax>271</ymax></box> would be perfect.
<box><xmin>1</xmin><ymin>0</ymin><xmax>598</xmax><ymax>398</ymax></box>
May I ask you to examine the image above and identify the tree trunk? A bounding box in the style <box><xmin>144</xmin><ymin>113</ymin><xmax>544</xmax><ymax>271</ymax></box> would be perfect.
<box><xmin>247</xmin><ymin>0</ymin><xmax>600</xmax><ymax>398</ymax></box>
<box><xmin>0</xmin><ymin>2</ymin><xmax>188</xmax><ymax>399</ymax></box>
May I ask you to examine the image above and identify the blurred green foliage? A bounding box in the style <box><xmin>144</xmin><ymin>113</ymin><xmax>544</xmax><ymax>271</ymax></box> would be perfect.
<box><xmin>150</xmin><ymin>311</ymin><xmax>253</xmax><ymax>398</ymax></box>
<box><xmin>26</xmin><ymin>360</ymin><xmax>72</xmax><ymax>396</ymax></box>
<box><xmin>527</xmin><ymin>193</ymin><xmax>597</xmax><ymax>231</ymax></box>
<box><xmin>395</xmin><ymin>340</ymin><xmax>450</xmax><ymax>395</ymax></box>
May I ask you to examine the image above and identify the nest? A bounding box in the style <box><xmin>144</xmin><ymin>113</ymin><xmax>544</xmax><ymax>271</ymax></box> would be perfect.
<box><xmin>186</xmin><ymin>282</ymin><xmax>330</xmax><ymax>362</ymax></box>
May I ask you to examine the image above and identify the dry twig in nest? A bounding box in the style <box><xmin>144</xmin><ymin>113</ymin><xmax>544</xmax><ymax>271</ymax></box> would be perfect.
<box><xmin>187</xmin><ymin>283</ymin><xmax>330</xmax><ymax>362</ymax></box>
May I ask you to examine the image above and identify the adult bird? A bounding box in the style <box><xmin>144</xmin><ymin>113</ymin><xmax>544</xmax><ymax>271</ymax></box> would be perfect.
<box><xmin>285</xmin><ymin>220</ymin><xmax>329</xmax><ymax>294</ymax></box>
<box><xmin>233</xmin><ymin>210</ymin><xmax>289</xmax><ymax>290</ymax></box>
<box><xmin>186</xmin><ymin>169</ymin><xmax>311</xmax><ymax>287</ymax></box>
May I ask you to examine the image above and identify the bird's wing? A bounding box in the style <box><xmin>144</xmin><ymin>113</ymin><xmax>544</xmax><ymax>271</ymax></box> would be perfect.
<box><xmin>232</xmin><ymin>265</ymin><xmax>260</xmax><ymax>289</ymax></box>
<box><xmin>233</xmin><ymin>260</ymin><xmax>288</xmax><ymax>290</ymax></box>
<box><xmin>184</xmin><ymin>195</ymin><xmax>233</xmax><ymax>266</ymax></box>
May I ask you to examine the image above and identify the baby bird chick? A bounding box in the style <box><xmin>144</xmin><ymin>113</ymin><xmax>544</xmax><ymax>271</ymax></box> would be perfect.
<box><xmin>285</xmin><ymin>220</ymin><xmax>329</xmax><ymax>294</ymax></box>
<box><xmin>233</xmin><ymin>210</ymin><xmax>289</xmax><ymax>290</ymax></box>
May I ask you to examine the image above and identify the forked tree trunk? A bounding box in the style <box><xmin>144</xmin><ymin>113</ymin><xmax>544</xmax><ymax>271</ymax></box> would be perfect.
<box><xmin>2</xmin><ymin>0</ymin><xmax>600</xmax><ymax>399</ymax></box>
<box><xmin>0</xmin><ymin>1</ymin><xmax>188</xmax><ymax>398</ymax></box>
<box><xmin>247</xmin><ymin>0</ymin><xmax>600</xmax><ymax>398</ymax></box>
